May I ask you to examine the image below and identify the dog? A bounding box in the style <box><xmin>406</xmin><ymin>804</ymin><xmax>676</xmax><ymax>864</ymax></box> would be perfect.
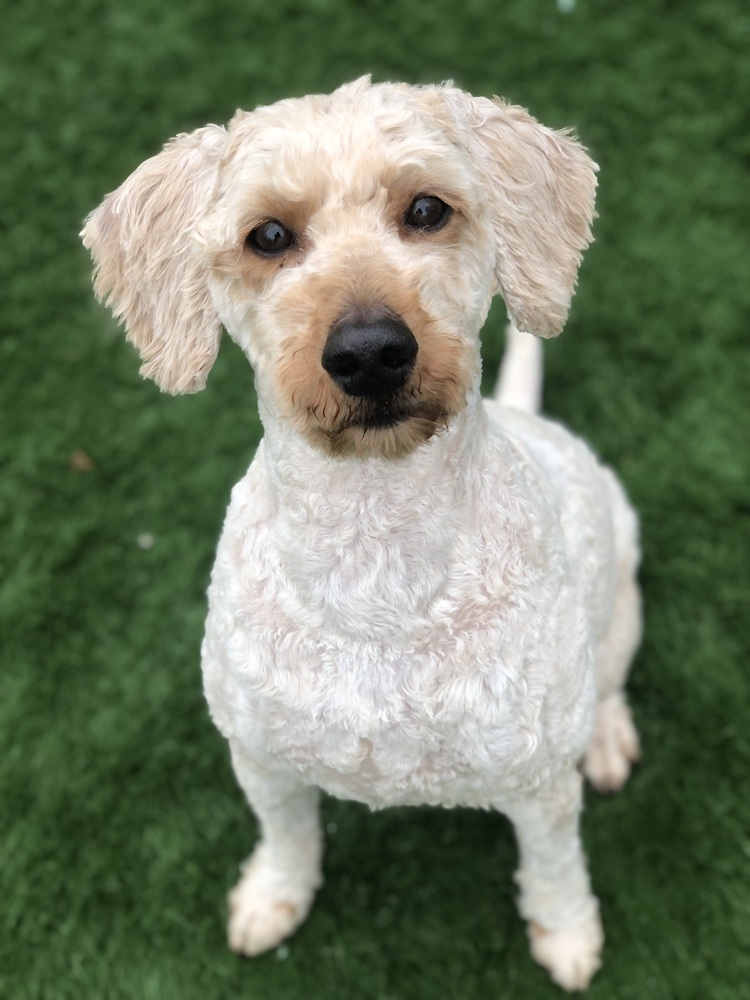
<box><xmin>82</xmin><ymin>77</ymin><xmax>642</xmax><ymax>991</ymax></box>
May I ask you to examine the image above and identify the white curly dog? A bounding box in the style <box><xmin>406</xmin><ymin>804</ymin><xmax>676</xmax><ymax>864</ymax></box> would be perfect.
<box><xmin>83</xmin><ymin>77</ymin><xmax>642</xmax><ymax>990</ymax></box>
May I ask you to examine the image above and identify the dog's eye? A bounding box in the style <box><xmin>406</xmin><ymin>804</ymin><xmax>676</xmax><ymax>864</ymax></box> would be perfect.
<box><xmin>404</xmin><ymin>195</ymin><xmax>451</xmax><ymax>231</ymax></box>
<box><xmin>246</xmin><ymin>220</ymin><xmax>295</xmax><ymax>256</ymax></box>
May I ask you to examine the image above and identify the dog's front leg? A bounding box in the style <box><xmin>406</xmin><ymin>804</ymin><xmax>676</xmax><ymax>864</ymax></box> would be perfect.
<box><xmin>226</xmin><ymin>741</ymin><xmax>323</xmax><ymax>956</ymax></box>
<box><xmin>507</xmin><ymin>771</ymin><xmax>603</xmax><ymax>991</ymax></box>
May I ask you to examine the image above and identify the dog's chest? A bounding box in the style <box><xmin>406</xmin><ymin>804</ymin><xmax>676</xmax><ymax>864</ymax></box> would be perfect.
<box><xmin>202</xmin><ymin>457</ymin><xmax>586</xmax><ymax>808</ymax></box>
<box><xmin>205</xmin><ymin>496</ymin><xmax>576</xmax><ymax>806</ymax></box>
<box><xmin>205</xmin><ymin>601</ymin><xmax>551</xmax><ymax>807</ymax></box>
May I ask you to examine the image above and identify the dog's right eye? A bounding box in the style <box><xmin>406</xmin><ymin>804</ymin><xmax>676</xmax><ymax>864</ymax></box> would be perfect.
<box><xmin>246</xmin><ymin>220</ymin><xmax>295</xmax><ymax>256</ymax></box>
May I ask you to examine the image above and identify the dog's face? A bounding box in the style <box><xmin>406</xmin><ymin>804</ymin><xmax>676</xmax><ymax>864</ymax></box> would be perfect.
<box><xmin>83</xmin><ymin>78</ymin><xmax>597</xmax><ymax>459</ymax></box>
<box><xmin>201</xmin><ymin>87</ymin><xmax>494</xmax><ymax>458</ymax></box>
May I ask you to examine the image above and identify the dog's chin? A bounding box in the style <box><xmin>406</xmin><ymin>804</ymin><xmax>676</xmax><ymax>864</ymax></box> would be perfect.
<box><xmin>309</xmin><ymin>400</ymin><xmax>453</xmax><ymax>459</ymax></box>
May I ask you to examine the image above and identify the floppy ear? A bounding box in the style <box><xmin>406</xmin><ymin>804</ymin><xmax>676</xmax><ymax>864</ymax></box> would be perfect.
<box><xmin>434</xmin><ymin>89</ymin><xmax>597</xmax><ymax>337</ymax></box>
<box><xmin>82</xmin><ymin>125</ymin><xmax>228</xmax><ymax>393</ymax></box>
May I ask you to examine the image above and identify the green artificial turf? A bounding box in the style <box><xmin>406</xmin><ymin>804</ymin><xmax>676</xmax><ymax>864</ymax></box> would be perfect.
<box><xmin>2</xmin><ymin>1</ymin><xmax>749</xmax><ymax>998</ymax></box>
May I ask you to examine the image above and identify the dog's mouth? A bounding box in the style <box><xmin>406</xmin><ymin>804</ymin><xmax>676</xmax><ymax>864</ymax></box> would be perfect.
<box><xmin>346</xmin><ymin>395</ymin><xmax>426</xmax><ymax>431</ymax></box>
<box><xmin>339</xmin><ymin>387</ymin><xmax>449</xmax><ymax>431</ymax></box>
<box><xmin>311</xmin><ymin>389</ymin><xmax>452</xmax><ymax>458</ymax></box>
<box><xmin>351</xmin><ymin>410</ymin><xmax>403</xmax><ymax>430</ymax></box>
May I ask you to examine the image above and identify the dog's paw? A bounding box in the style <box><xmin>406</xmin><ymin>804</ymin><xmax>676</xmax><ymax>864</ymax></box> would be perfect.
<box><xmin>582</xmin><ymin>692</ymin><xmax>640</xmax><ymax>794</ymax></box>
<box><xmin>227</xmin><ymin>849</ymin><xmax>319</xmax><ymax>956</ymax></box>
<box><xmin>528</xmin><ymin>912</ymin><xmax>604</xmax><ymax>992</ymax></box>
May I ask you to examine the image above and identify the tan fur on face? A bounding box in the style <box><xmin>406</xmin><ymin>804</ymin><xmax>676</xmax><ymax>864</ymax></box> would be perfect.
<box><xmin>271</xmin><ymin>264</ymin><xmax>476</xmax><ymax>460</ymax></box>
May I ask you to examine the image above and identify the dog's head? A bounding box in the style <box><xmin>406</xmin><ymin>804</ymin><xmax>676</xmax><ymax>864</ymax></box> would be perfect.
<box><xmin>82</xmin><ymin>77</ymin><xmax>596</xmax><ymax>458</ymax></box>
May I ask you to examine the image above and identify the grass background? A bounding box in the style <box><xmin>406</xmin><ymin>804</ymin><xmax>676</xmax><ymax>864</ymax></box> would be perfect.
<box><xmin>2</xmin><ymin>1</ymin><xmax>749</xmax><ymax>997</ymax></box>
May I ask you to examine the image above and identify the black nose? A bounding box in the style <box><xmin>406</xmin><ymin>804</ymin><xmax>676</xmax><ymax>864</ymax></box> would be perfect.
<box><xmin>321</xmin><ymin>317</ymin><xmax>418</xmax><ymax>399</ymax></box>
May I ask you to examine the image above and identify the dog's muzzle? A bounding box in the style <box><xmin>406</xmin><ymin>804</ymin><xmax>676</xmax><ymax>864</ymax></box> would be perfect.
<box><xmin>321</xmin><ymin>316</ymin><xmax>418</xmax><ymax>400</ymax></box>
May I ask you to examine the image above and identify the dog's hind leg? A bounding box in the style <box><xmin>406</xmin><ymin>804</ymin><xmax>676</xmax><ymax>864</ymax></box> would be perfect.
<box><xmin>226</xmin><ymin>743</ymin><xmax>323</xmax><ymax>956</ymax></box>
<box><xmin>582</xmin><ymin>688</ymin><xmax>640</xmax><ymax>794</ymax></box>
<box><xmin>583</xmin><ymin>486</ymin><xmax>642</xmax><ymax>793</ymax></box>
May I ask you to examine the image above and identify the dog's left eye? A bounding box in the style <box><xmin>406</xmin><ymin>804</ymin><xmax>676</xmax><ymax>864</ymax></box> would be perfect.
<box><xmin>404</xmin><ymin>195</ymin><xmax>451</xmax><ymax>231</ymax></box>
<box><xmin>246</xmin><ymin>220</ymin><xmax>296</xmax><ymax>256</ymax></box>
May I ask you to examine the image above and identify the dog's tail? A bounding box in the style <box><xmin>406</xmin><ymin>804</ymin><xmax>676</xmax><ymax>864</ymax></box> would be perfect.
<box><xmin>492</xmin><ymin>323</ymin><xmax>543</xmax><ymax>414</ymax></box>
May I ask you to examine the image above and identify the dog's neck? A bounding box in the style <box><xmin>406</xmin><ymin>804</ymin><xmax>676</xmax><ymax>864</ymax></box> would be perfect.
<box><xmin>253</xmin><ymin>393</ymin><xmax>508</xmax><ymax>640</ymax></box>
<box><xmin>258</xmin><ymin>391</ymin><xmax>490</xmax><ymax>512</ymax></box>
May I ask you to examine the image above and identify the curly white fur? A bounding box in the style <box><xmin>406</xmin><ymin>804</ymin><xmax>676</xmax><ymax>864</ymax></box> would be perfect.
<box><xmin>82</xmin><ymin>77</ymin><xmax>642</xmax><ymax>991</ymax></box>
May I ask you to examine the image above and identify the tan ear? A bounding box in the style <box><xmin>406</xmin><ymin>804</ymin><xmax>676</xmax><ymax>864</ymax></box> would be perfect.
<box><xmin>82</xmin><ymin>126</ymin><xmax>228</xmax><ymax>393</ymax></box>
<box><xmin>433</xmin><ymin>89</ymin><xmax>597</xmax><ymax>337</ymax></box>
